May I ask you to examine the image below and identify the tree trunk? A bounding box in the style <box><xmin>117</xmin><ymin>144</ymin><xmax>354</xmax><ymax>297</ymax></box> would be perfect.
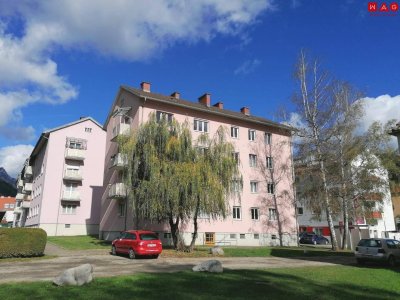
<box><xmin>189</xmin><ymin>197</ymin><xmax>200</xmax><ymax>251</ymax></box>
<box><xmin>342</xmin><ymin>198</ymin><xmax>349</xmax><ymax>249</ymax></box>
<box><xmin>169</xmin><ymin>215</ymin><xmax>180</xmax><ymax>249</ymax></box>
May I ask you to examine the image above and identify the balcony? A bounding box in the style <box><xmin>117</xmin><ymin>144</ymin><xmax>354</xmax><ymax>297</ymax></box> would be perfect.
<box><xmin>111</xmin><ymin>123</ymin><xmax>131</xmax><ymax>141</ymax></box>
<box><xmin>24</xmin><ymin>194</ymin><xmax>32</xmax><ymax>201</ymax></box>
<box><xmin>22</xmin><ymin>200</ymin><xmax>31</xmax><ymax>209</ymax></box>
<box><xmin>108</xmin><ymin>183</ymin><xmax>127</xmax><ymax>198</ymax></box>
<box><xmin>13</xmin><ymin>207</ymin><xmax>23</xmax><ymax>214</ymax></box>
<box><xmin>63</xmin><ymin>169</ymin><xmax>83</xmax><ymax>181</ymax></box>
<box><xmin>110</xmin><ymin>153</ymin><xmax>128</xmax><ymax>169</ymax></box>
<box><xmin>16</xmin><ymin>193</ymin><xmax>24</xmax><ymax>200</ymax></box>
<box><xmin>65</xmin><ymin>148</ymin><xmax>86</xmax><ymax>161</ymax></box>
<box><xmin>61</xmin><ymin>190</ymin><xmax>80</xmax><ymax>202</ymax></box>
<box><xmin>23</xmin><ymin>183</ymin><xmax>33</xmax><ymax>193</ymax></box>
<box><xmin>24</xmin><ymin>166</ymin><xmax>33</xmax><ymax>178</ymax></box>
<box><xmin>17</xmin><ymin>178</ymin><xmax>24</xmax><ymax>189</ymax></box>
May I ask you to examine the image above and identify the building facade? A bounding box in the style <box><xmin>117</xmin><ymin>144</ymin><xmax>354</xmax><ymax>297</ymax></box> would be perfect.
<box><xmin>13</xmin><ymin>117</ymin><xmax>106</xmax><ymax>236</ymax></box>
<box><xmin>0</xmin><ymin>196</ymin><xmax>16</xmax><ymax>227</ymax></box>
<box><xmin>389</xmin><ymin>122</ymin><xmax>400</xmax><ymax>230</ymax></box>
<box><xmin>100</xmin><ymin>82</ymin><xmax>297</xmax><ymax>246</ymax></box>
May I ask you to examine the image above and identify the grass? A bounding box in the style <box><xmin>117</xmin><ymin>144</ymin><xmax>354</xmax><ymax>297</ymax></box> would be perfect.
<box><xmin>0</xmin><ymin>266</ymin><xmax>399</xmax><ymax>299</ymax></box>
<box><xmin>47</xmin><ymin>235</ymin><xmax>111</xmax><ymax>250</ymax></box>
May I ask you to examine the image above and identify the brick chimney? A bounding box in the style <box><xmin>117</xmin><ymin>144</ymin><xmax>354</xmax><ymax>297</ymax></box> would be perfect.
<box><xmin>171</xmin><ymin>92</ymin><xmax>180</xmax><ymax>99</ymax></box>
<box><xmin>198</xmin><ymin>93</ymin><xmax>211</xmax><ymax>107</ymax></box>
<box><xmin>240</xmin><ymin>107</ymin><xmax>250</xmax><ymax>116</ymax></box>
<box><xmin>213</xmin><ymin>102</ymin><xmax>223</xmax><ymax>109</ymax></box>
<box><xmin>140</xmin><ymin>81</ymin><xmax>151</xmax><ymax>92</ymax></box>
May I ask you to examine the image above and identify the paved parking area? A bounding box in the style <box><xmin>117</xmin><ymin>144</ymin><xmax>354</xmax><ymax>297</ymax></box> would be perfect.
<box><xmin>0</xmin><ymin>243</ymin><xmax>355</xmax><ymax>284</ymax></box>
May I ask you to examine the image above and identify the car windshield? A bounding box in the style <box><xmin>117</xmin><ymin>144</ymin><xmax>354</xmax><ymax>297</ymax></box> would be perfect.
<box><xmin>139</xmin><ymin>233</ymin><xmax>158</xmax><ymax>240</ymax></box>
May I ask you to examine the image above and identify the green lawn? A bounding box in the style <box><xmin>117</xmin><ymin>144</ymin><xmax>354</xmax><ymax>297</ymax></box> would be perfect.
<box><xmin>47</xmin><ymin>235</ymin><xmax>111</xmax><ymax>250</ymax></box>
<box><xmin>1</xmin><ymin>266</ymin><xmax>399</xmax><ymax>300</ymax></box>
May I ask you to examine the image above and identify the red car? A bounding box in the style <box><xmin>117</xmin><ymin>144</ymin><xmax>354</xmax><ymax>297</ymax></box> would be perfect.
<box><xmin>111</xmin><ymin>230</ymin><xmax>162</xmax><ymax>259</ymax></box>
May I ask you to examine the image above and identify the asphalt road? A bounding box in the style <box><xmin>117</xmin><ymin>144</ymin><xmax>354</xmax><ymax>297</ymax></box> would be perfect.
<box><xmin>0</xmin><ymin>244</ymin><xmax>355</xmax><ymax>284</ymax></box>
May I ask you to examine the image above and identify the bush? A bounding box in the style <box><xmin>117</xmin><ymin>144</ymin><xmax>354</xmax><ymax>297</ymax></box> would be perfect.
<box><xmin>0</xmin><ymin>228</ymin><xmax>47</xmax><ymax>258</ymax></box>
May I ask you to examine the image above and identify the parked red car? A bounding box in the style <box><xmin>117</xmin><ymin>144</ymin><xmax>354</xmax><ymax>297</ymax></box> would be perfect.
<box><xmin>111</xmin><ymin>230</ymin><xmax>162</xmax><ymax>259</ymax></box>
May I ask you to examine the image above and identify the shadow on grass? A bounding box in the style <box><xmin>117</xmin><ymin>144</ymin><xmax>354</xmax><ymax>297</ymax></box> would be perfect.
<box><xmin>1</xmin><ymin>268</ymin><xmax>399</xmax><ymax>300</ymax></box>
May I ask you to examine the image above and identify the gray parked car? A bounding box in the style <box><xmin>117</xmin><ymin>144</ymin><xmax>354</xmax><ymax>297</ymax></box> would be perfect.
<box><xmin>355</xmin><ymin>238</ymin><xmax>400</xmax><ymax>266</ymax></box>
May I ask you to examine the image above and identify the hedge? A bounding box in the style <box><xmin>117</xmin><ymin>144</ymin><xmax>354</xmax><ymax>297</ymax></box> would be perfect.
<box><xmin>0</xmin><ymin>228</ymin><xmax>47</xmax><ymax>258</ymax></box>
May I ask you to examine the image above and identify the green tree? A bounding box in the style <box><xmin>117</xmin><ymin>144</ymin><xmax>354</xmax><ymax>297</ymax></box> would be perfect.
<box><xmin>118</xmin><ymin>114</ymin><xmax>240</xmax><ymax>250</ymax></box>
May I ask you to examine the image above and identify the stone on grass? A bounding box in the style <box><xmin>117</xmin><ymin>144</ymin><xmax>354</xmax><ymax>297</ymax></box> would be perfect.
<box><xmin>209</xmin><ymin>246</ymin><xmax>224</xmax><ymax>256</ymax></box>
<box><xmin>53</xmin><ymin>263</ymin><xmax>94</xmax><ymax>286</ymax></box>
<box><xmin>192</xmin><ymin>260</ymin><xmax>223</xmax><ymax>273</ymax></box>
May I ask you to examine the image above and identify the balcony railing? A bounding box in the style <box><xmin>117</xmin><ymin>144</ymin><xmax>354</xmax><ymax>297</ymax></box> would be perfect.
<box><xmin>22</xmin><ymin>200</ymin><xmax>31</xmax><ymax>209</ymax></box>
<box><xmin>24</xmin><ymin>166</ymin><xmax>33</xmax><ymax>178</ymax></box>
<box><xmin>16</xmin><ymin>193</ymin><xmax>24</xmax><ymax>200</ymax></box>
<box><xmin>17</xmin><ymin>178</ymin><xmax>24</xmax><ymax>189</ymax></box>
<box><xmin>108</xmin><ymin>183</ymin><xmax>127</xmax><ymax>198</ymax></box>
<box><xmin>111</xmin><ymin>123</ymin><xmax>131</xmax><ymax>141</ymax></box>
<box><xmin>65</xmin><ymin>148</ymin><xmax>86</xmax><ymax>160</ymax></box>
<box><xmin>23</xmin><ymin>182</ymin><xmax>32</xmax><ymax>193</ymax></box>
<box><xmin>110</xmin><ymin>153</ymin><xmax>128</xmax><ymax>169</ymax></box>
<box><xmin>63</xmin><ymin>169</ymin><xmax>83</xmax><ymax>181</ymax></box>
<box><xmin>61</xmin><ymin>190</ymin><xmax>80</xmax><ymax>201</ymax></box>
<box><xmin>13</xmin><ymin>207</ymin><xmax>23</xmax><ymax>214</ymax></box>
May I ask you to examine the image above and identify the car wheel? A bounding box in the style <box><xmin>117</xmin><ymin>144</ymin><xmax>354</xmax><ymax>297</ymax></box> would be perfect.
<box><xmin>388</xmin><ymin>255</ymin><xmax>396</xmax><ymax>267</ymax></box>
<box><xmin>128</xmin><ymin>248</ymin><xmax>136</xmax><ymax>259</ymax></box>
<box><xmin>356</xmin><ymin>258</ymin><xmax>365</xmax><ymax>265</ymax></box>
<box><xmin>111</xmin><ymin>245</ymin><xmax>117</xmax><ymax>256</ymax></box>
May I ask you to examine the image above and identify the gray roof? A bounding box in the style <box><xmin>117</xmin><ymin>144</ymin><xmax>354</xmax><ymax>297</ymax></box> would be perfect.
<box><xmin>112</xmin><ymin>85</ymin><xmax>293</xmax><ymax>133</ymax></box>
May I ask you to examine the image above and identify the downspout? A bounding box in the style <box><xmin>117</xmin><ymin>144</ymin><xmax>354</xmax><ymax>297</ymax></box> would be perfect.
<box><xmin>289</xmin><ymin>133</ymin><xmax>299</xmax><ymax>246</ymax></box>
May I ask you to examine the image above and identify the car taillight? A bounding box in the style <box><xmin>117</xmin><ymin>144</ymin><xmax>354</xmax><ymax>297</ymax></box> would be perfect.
<box><xmin>378</xmin><ymin>248</ymin><xmax>385</xmax><ymax>254</ymax></box>
<box><xmin>355</xmin><ymin>247</ymin><xmax>358</xmax><ymax>251</ymax></box>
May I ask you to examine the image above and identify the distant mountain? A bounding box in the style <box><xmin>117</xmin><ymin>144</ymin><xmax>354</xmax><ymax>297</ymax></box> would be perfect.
<box><xmin>0</xmin><ymin>168</ymin><xmax>17</xmax><ymax>197</ymax></box>
<box><xmin>0</xmin><ymin>168</ymin><xmax>16</xmax><ymax>187</ymax></box>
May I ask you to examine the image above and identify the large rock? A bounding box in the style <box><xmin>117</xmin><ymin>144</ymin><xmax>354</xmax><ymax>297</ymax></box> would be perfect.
<box><xmin>209</xmin><ymin>246</ymin><xmax>224</xmax><ymax>256</ymax></box>
<box><xmin>53</xmin><ymin>264</ymin><xmax>94</xmax><ymax>286</ymax></box>
<box><xmin>192</xmin><ymin>260</ymin><xmax>223</xmax><ymax>273</ymax></box>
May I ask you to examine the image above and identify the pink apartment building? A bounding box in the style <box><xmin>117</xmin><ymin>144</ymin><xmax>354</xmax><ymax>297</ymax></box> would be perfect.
<box><xmin>100</xmin><ymin>82</ymin><xmax>297</xmax><ymax>246</ymax></box>
<box><xmin>13</xmin><ymin>117</ymin><xmax>106</xmax><ymax>236</ymax></box>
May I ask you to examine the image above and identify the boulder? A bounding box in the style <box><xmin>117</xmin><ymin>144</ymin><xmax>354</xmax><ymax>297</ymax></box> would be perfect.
<box><xmin>209</xmin><ymin>246</ymin><xmax>224</xmax><ymax>256</ymax></box>
<box><xmin>53</xmin><ymin>263</ymin><xmax>94</xmax><ymax>286</ymax></box>
<box><xmin>192</xmin><ymin>260</ymin><xmax>223</xmax><ymax>273</ymax></box>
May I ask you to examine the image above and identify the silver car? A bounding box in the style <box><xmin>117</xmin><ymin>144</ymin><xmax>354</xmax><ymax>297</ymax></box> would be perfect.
<box><xmin>355</xmin><ymin>238</ymin><xmax>400</xmax><ymax>267</ymax></box>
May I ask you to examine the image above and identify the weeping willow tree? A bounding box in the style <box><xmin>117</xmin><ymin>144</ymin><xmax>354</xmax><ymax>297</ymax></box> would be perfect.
<box><xmin>118</xmin><ymin>114</ymin><xmax>240</xmax><ymax>251</ymax></box>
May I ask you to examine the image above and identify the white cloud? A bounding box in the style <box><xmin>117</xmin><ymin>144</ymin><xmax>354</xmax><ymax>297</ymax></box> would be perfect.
<box><xmin>234</xmin><ymin>58</ymin><xmax>261</xmax><ymax>75</ymax></box>
<box><xmin>0</xmin><ymin>144</ymin><xmax>33</xmax><ymax>177</ymax></box>
<box><xmin>358</xmin><ymin>95</ymin><xmax>400</xmax><ymax>133</ymax></box>
<box><xmin>0</xmin><ymin>0</ymin><xmax>273</xmax><ymax>139</ymax></box>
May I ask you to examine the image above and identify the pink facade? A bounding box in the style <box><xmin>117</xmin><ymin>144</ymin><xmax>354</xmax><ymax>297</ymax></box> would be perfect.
<box><xmin>14</xmin><ymin>117</ymin><xmax>106</xmax><ymax>236</ymax></box>
<box><xmin>100</xmin><ymin>83</ymin><xmax>297</xmax><ymax>246</ymax></box>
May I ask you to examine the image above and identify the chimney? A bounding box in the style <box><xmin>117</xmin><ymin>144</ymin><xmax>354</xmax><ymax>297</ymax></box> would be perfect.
<box><xmin>140</xmin><ymin>81</ymin><xmax>151</xmax><ymax>92</ymax></box>
<box><xmin>213</xmin><ymin>102</ymin><xmax>224</xmax><ymax>109</ymax></box>
<box><xmin>198</xmin><ymin>93</ymin><xmax>211</xmax><ymax>107</ymax></box>
<box><xmin>240</xmin><ymin>107</ymin><xmax>250</xmax><ymax>116</ymax></box>
<box><xmin>171</xmin><ymin>92</ymin><xmax>180</xmax><ymax>99</ymax></box>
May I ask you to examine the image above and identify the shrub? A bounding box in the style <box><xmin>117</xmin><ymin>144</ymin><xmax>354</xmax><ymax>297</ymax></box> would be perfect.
<box><xmin>0</xmin><ymin>228</ymin><xmax>47</xmax><ymax>258</ymax></box>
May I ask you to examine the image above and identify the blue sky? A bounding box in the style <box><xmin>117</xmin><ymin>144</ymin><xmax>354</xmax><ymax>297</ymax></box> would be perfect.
<box><xmin>0</xmin><ymin>0</ymin><xmax>399</xmax><ymax>177</ymax></box>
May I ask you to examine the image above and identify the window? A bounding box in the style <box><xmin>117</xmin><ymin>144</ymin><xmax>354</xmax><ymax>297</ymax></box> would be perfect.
<box><xmin>297</xmin><ymin>207</ymin><xmax>304</xmax><ymax>215</ymax></box>
<box><xmin>65</xmin><ymin>224</ymin><xmax>71</xmax><ymax>228</ymax></box>
<box><xmin>10</xmin><ymin>204</ymin><xmax>14</xmax><ymax>208</ymax></box>
<box><xmin>164</xmin><ymin>233</ymin><xmax>172</xmax><ymax>239</ymax></box>
<box><xmin>232</xmin><ymin>152</ymin><xmax>240</xmax><ymax>165</ymax></box>
<box><xmin>248</xmin><ymin>129</ymin><xmax>256</xmax><ymax>141</ymax></box>
<box><xmin>232</xmin><ymin>180</ymin><xmax>241</xmax><ymax>192</ymax></box>
<box><xmin>266</xmin><ymin>156</ymin><xmax>273</xmax><ymax>169</ymax></box>
<box><xmin>4</xmin><ymin>204</ymin><xmax>9</xmax><ymax>208</ymax></box>
<box><xmin>67</xmin><ymin>138</ymin><xmax>87</xmax><ymax>150</ymax></box>
<box><xmin>267</xmin><ymin>183</ymin><xmax>275</xmax><ymax>194</ymax></box>
<box><xmin>156</xmin><ymin>111</ymin><xmax>173</xmax><ymax>123</ymax></box>
<box><xmin>240</xmin><ymin>234</ymin><xmax>246</xmax><ymax>239</ymax></box>
<box><xmin>251</xmin><ymin>208</ymin><xmax>259</xmax><ymax>220</ymax></box>
<box><xmin>194</xmin><ymin>119</ymin><xmax>209</xmax><ymax>133</ymax></box>
<box><xmin>230</xmin><ymin>234</ymin><xmax>237</xmax><ymax>239</ymax></box>
<box><xmin>254</xmin><ymin>233</ymin><xmax>260</xmax><ymax>239</ymax></box>
<box><xmin>196</xmin><ymin>147</ymin><xmax>209</xmax><ymax>155</ymax></box>
<box><xmin>233</xmin><ymin>206</ymin><xmax>241</xmax><ymax>220</ymax></box>
<box><xmin>64</xmin><ymin>182</ymin><xmax>78</xmax><ymax>197</ymax></box>
<box><xmin>85</xmin><ymin>127</ymin><xmax>92</xmax><ymax>133</ymax></box>
<box><xmin>264</xmin><ymin>132</ymin><xmax>272</xmax><ymax>144</ymax></box>
<box><xmin>118</xmin><ymin>202</ymin><xmax>125</xmax><ymax>217</ymax></box>
<box><xmin>249</xmin><ymin>154</ymin><xmax>257</xmax><ymax>167</ymax></box>
<box><xmin>269</xmin><ymin>208</ymin><xmax>277</xmax><ymax>220</ymax></box>
<box><xmin>205</xmin><ymin>232</ymin><xmax>215</xmax><ymax>244</ymax></box>
<box><xmin>250</xmin><ymin>181</ymin><xmax>258</xmax><ymax>193</ymax></box>
<box><xmin>62</xmin><ymin>205</ymin><xmax>76</xmax><ymax>214</ymax></box>
<box><xmin>231</xmin><ymin>126</ymin><xmax>239</xmax><ymax>138</ymax></box>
